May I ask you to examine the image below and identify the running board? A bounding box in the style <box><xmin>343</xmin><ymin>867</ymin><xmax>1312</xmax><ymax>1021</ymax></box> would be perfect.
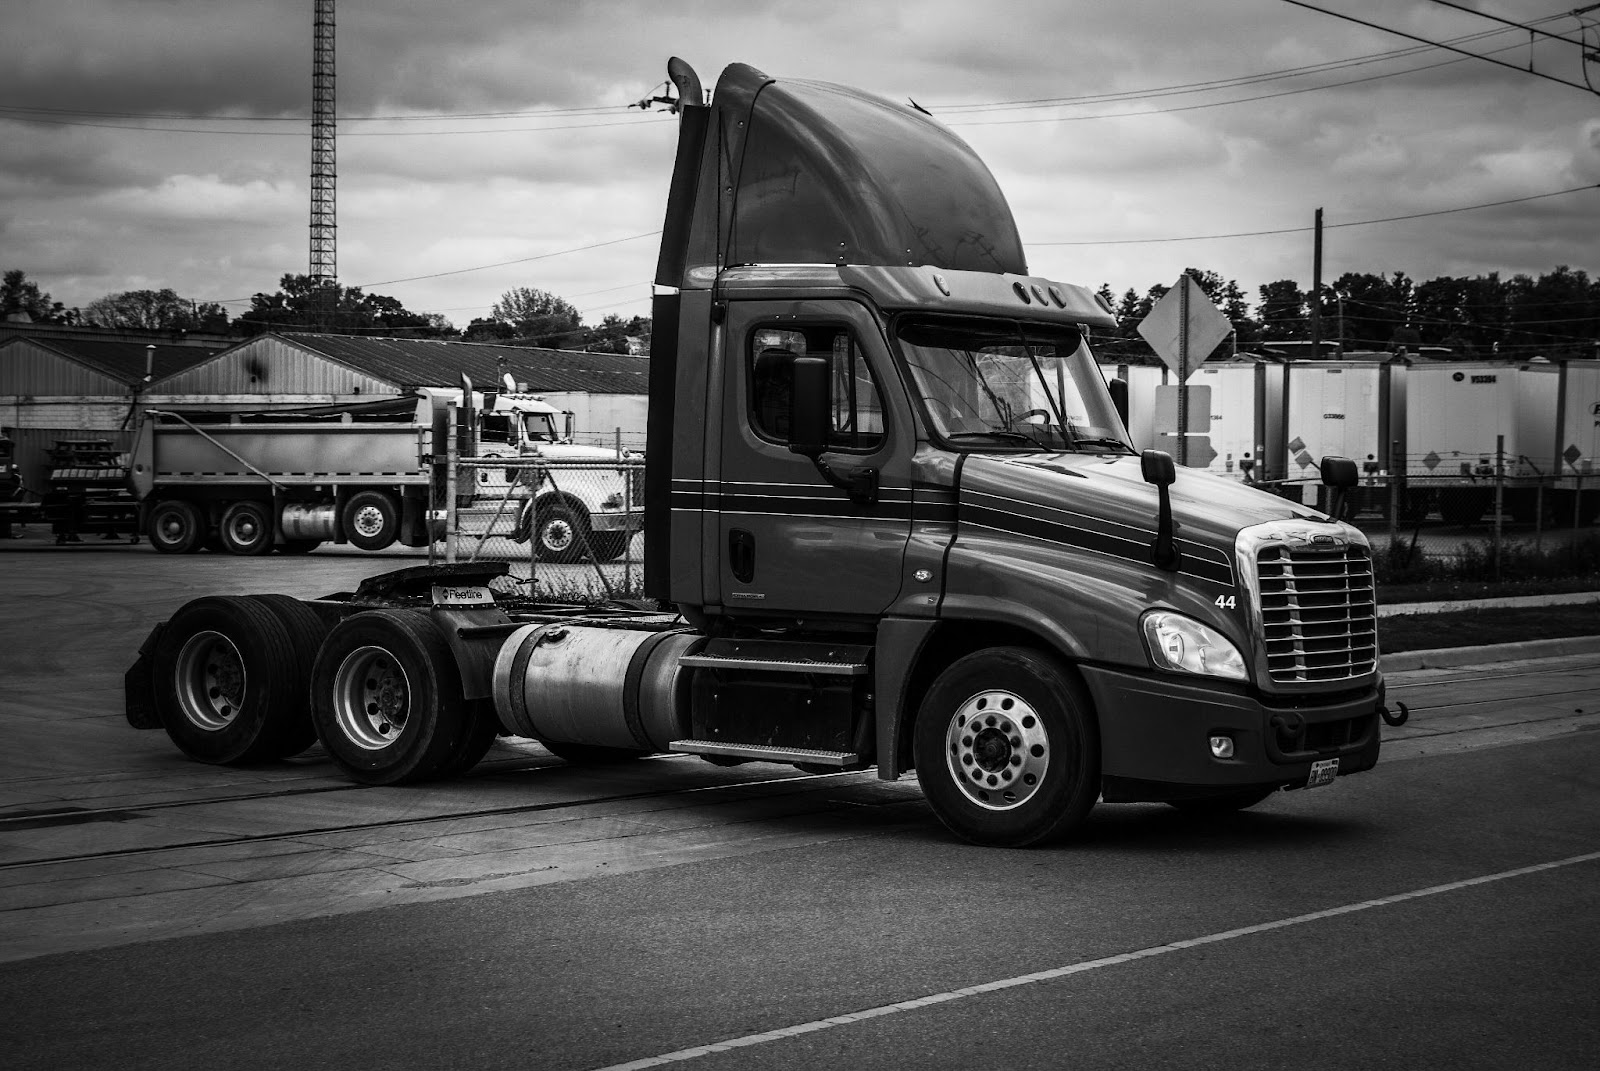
<box><xmin>668</xmin><ymin>740</ymin><xmax>860</xmax><ymax>766</ymax></box>
<box><xmin>678</xmin><ymin>654</ymin><xmax>867</xmax><ymax>676</ymax></box>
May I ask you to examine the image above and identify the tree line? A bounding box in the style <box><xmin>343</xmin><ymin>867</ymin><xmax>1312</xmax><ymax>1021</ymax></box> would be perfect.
<box><xmin>1096</xmin><ymin>265</ymin><xmax>1600</xmax><ymax>363</ymax></box>
<box><xmin>6</xmin><ymin>265</ymin><xmax>1597</xmax><ymax>361</ymax></box>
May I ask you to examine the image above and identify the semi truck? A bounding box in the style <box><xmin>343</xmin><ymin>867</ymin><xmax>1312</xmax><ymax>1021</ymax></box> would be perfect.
<box><xmin>124</xmin><ymin>58</ymin><xmax>1391</xmax><ymax>847</ymax></box>
<box><xmin>129</xmin><ymin>387</ymin><xmax>642</xmax><ymax>559</ymax></box>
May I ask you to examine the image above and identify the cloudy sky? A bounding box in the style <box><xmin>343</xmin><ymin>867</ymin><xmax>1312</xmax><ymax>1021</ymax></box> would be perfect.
<box><xmin>2</xmin><ymin>0</ymin><xmax>1596</xmax><ymax>330</ymax></box>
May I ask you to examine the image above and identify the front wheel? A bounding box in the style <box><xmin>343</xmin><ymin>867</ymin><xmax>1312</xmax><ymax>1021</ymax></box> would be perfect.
<box><xmin>342</xmin><ymin>491</ymin><xmax>400</xmax><ymax>551</ymax></box>
<box><xmin>913</xmin><ymin>647</ymin><xmax>1099</xmax><ymax>847</ymax></box>
<box><xmin>534</xmin><ymin>502</ymin><xmax>591</xmax><ymax>564</ymax></box>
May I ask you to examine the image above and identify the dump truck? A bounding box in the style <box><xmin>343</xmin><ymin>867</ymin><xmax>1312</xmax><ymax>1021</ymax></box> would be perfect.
<box><xmin>129</xmin><ymin>387</ymin><xmax>642</xmax><ymax>558</ymax></box>
<box><xmin>125</xmin><ymin>58</ymin><xmax>1393</xmax><ymax>847</ymax></box>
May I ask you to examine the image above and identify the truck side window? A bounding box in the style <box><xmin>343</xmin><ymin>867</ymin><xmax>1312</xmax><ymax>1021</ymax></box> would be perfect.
<box><xmin>749</xmin><ymin>326</ymin><xmax>885</xmax><ymax>452</ymax></box>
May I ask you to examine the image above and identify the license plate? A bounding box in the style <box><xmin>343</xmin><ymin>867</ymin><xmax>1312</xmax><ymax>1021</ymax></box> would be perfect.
<box><xmin>1307</xmin><ymin>757</ymin><xmax>1339</xmax><ymax>788</ymax></box>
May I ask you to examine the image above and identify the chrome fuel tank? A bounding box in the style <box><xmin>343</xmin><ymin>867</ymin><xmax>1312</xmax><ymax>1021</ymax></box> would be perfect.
<box><xmin>492</xmin><ymin>624</ymin><xmax>702</xmax><ymax>751</ymax></box>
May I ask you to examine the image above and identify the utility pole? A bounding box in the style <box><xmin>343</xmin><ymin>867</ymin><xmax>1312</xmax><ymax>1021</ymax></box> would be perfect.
<box><xmin>310</xmin><ymin>0</ymin><xmax>337</xmax><ymax>331</ymax></box>
<box><xmin>1310</xmin><ymin>207</ymin><xmax>1323</xmax><ymax>358</ymax></box>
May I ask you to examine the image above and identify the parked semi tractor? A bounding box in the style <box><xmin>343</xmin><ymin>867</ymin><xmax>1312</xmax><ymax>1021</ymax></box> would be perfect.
<box><xmin>125</xmin><ymin>59</ymin><xmax>1392</xmax><ymax>847</ymax></box>
<box><xmin>130</xmin><ymin>387</ymin><xmax>641</xmax><ymax>558</ymax></box>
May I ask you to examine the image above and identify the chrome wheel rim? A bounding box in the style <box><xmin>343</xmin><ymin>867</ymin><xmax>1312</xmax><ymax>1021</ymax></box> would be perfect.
<box><xmin>155</xmin><ymin>510</ymin><xmax>189</xmax><ymax>544</ymax></box>
<box><xmin>945</xmin><ymin>689</ymin><xmax>1049</xmax><ymax>810</ymax></box>
<box><xmin>332</xmin><ymin>646</ymin><xmax>410</xmax><ymax>750</ymax></box>
<box><xmin>174</xmin><ymin>630</ymin><xmax>246</xmax><ymax>731</ymax></box>
<box><xmin>541</xmin><ymin>518</ymin><xmax>574</xmax><ymax>552</ymax></box>
<box><xmin>351</xmin><ymin>505</ymin><xmax>386</xmax><ymax>539</ymax></box>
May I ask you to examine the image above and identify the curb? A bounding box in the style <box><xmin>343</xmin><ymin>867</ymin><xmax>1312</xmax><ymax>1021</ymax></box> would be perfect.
<box><xmin>1380</xmin><ymin>634</ymin><xmax>1600</xmax><ymax>673</ymax></box>
<box><xmin>1379</xmin><ymin>591</ymin><xmax>1600</xmax><ymax>616</ymax></box>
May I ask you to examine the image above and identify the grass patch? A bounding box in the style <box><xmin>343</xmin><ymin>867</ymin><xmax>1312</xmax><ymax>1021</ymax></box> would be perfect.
<box><xmin>1379</xmin><ymin>603</ymin><xmax>1600</xmax><ymax>654</ymax></box>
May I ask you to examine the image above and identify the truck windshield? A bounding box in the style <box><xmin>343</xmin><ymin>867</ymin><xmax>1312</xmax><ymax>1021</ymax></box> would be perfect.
<box><xmin>894</xmin><ymin>317</ymin><xmax>1131</xmax><ymax>452</ymax></box>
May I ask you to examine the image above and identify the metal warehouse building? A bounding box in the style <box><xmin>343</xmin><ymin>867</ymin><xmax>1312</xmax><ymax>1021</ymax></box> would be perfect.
<box><xmin>149</xmin><ymin>333</ymin><xmax>651</xmax><ymax>449</ymax></box>
<box><xmin>0</xmin><ymin>324</ymin><xmax>228</xmax><ymax>493</ymax></box>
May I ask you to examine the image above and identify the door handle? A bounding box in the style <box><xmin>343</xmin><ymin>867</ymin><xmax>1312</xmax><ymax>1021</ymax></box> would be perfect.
<box><xmin>729</xmin><ymin>528</ymin><xmax>756</xmax><ymax>583</ymax></box>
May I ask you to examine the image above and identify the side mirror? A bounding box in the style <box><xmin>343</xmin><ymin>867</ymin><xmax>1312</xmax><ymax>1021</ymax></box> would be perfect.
<box><xmin>1140</xmin><ymin>449</ymin><xmax>1180</xmax><ymax>571</ymax></box>
<box><xmin>1108</xmin><ymin>378</ymin><xmax>1129</xmax><ymax>433</ymax></box>
<box><xmin>788</xmin><ymin>356</ymin><xmax>831</xmax><ymax>457</ymax></box>
<box><xmin>1319</xmin><ymin>455</ymin><xmax>1358</xmax><ymax>488</ymax></box>
<box><xmin>1141</xmin><ymin>448</ymin><xmax>1175</xmax><ymax>487</ymax></box>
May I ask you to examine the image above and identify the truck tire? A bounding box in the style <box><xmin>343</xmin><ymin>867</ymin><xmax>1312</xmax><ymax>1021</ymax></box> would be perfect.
<box><xmin>148</xmin><ymin>499</ymin><xmax>204</xmax><ymax>554</ymax></box>
<box><xmin>247</xmin><ymin>593</ymin><xmax>330</xmax><ymax>758</ymax></box>
<box><xmin>309</xmin><ymin>609</ymin><xmax>470</xmax><ymax>784</ymax></box>
<box><xmin>534</xmin><ymin>502</ymin><xmax>591</xmax><ymax>564</ymax></box>
<box><xmin>912</xmin><ymin>646</ymin><xmax>1099</xmax><ymax>847</ymax></box>
<box><xmin>151</xmin><ymin>596</ymin><xmax>308</xmax><ymax>764</ymax></box>
<box><xmin>1166</xmin><ymin>787</ymin><xmax>1277</xmax><ymax>814</ymax></box>
<box><xmin>219</xmin><ymin>500</ymin><xmax>275</xmax><ymax>556</ymax></box>
<box><xmin>342</xmin><ymin>491</ymin><xmax>400</xmax><ymax>552</ymax></box>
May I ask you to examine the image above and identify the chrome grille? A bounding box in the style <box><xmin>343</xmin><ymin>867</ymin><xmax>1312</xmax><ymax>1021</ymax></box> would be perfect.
<box><xmin>1256</xmin><ymin>544</ymin><xmax>1377</xmax><ymax>683</ymax></box>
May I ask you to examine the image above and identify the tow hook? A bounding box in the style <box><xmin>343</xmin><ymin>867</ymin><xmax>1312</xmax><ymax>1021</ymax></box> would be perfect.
<box><xmin>1381</xmin><ymin>702</ymin><xmax>1410</xmax><ymax>727</ymax></box>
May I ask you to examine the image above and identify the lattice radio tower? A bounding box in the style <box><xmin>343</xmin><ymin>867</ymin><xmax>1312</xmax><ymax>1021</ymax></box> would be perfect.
<box><xmin>310</xmin><ymin>0</ymin><xmax>337</xmax><ymax>328</ymax></box>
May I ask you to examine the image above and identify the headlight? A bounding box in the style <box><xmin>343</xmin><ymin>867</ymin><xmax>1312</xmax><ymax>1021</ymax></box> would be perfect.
<box><xmin>1141</xmin><ymin>611</ymin><xmax>1248</xmax><ymax>681</ymax></box>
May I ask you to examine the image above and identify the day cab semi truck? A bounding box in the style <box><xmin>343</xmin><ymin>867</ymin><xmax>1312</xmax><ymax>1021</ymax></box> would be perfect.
<box><xmin>129</xmin><ymin>387</ymin><xmax>641</xmax><ymax>559</ymax></box>
<box><xmin>125</xmin><ymin>59</ymin><xmax>1392</xmax><ymax>847</ymax></box>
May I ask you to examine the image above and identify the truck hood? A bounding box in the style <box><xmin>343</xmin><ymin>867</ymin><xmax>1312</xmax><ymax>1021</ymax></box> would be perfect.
<box><xmin>958</xmin><ymin>453</ymin><xmax>1334</xmax><ymax>589</ymax></box>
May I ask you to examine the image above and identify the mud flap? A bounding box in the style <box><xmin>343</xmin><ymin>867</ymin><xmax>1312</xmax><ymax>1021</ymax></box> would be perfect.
<box><xmin>124</xmin><ymin>621</ymin><xmax>166</xmax><ymax>729</ymax></box>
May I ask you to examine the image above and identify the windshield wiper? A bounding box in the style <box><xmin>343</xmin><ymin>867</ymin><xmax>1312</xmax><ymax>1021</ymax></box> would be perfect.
<box><xmin>945</xmin><ymin>430</ymin><xmax>1035</xmax><ymax>443</ymax></box>
<box><xmin>1070</xmin><ymin>436</ymin><xmax>1134</xmax><ymax>452</ymax></box>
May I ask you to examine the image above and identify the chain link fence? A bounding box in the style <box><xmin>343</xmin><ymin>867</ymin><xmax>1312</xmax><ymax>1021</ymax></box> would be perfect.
<box><xmin>435</xmin><ymin>455</ymin><xmax>646</xmax><ymax>601</ymax></box>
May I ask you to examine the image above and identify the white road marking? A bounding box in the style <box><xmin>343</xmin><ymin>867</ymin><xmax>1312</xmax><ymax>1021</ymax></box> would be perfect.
<box><xmin>590</xmin><ymin>849</ymin><xmax>1600</xmax><ymax>1071</ymax></box>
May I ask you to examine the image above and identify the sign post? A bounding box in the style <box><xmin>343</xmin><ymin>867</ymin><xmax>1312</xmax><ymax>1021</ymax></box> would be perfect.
<box><xmin>1137</xmin><ymin>274</ymin><xmax>1233</xmax><ymax>468</ymax></box>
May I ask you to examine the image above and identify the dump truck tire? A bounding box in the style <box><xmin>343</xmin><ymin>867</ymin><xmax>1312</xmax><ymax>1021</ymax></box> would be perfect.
<box><xmin>343</xmin><ymin>491</ymin><xmax>400</xmax><ymax>551</ymax></box>
<box><xmin>219</xmin><ymin>500</ymin><xmax>275</xmax><ymax>556</ymax></box>
<box><xmin>148</xmin><ymin>500</ymin><xmax>204</xmax><ymax>555</ymax></box>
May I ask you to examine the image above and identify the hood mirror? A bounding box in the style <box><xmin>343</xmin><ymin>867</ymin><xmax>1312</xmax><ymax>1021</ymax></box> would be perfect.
<box><xmin>1141</xmin><ymin>449</ymin><xmax>1181</xmax><ymax>572</ymax></box>
<box><xmin>1319</xmin><ymin>455</ymin><xmax>1358</xmax><ymax>521</ymax></box>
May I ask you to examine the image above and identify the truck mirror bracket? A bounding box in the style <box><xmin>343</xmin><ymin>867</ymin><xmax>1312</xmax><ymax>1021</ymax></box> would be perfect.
<box><xmin>1141</xmin><ymin>449</ymin><xmax>1181</xmax><ymax>572</ymax></box>
<box><xmin>810</xmin><ymin>457</ymin><xmax>878</xmax><ymax>505</ymax></box>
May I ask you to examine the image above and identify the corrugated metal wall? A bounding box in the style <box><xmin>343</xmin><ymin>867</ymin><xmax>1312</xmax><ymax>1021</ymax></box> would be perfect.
<box><xmin>0</xmin><ymin>340</ymin><xmax>128</xmax><ymax>395</ymax></box>
<box><xmin>152</xmin><ymin>336</ymin><xmax>400</xmax><ymax>397</ymax></box>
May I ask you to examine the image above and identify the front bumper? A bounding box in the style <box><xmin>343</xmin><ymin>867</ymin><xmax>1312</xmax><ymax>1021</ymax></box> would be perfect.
<box><xmin>1080</xmin><ymin>664</ymin><xmax>1382</xmax><ymax>802</ymax></box>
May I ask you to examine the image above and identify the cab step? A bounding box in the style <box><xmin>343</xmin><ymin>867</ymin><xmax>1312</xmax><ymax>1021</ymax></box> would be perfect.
<box><xmin>678</xmin><ymin>653</ymin><xmax>867</xmax><ymax>676</ymax></box>
<box><xmin>668</xmin><ymin>740</ymin><xmax>860</xmax><ymax>766</ymax></box>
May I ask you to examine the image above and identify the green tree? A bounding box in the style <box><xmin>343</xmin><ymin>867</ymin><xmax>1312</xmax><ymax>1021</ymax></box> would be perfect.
<box><xmin>238</xmin><ymin>274</ymin><xmax>452</xmax><ymax>338</ymax></box>
<box><xmin>1</xmin><ymin>270</ymin><xmax>74</xmax><ymax>324</ymax></box>
<box><xmin>582</xmin><ymin>313</ymin><xmax>650</xmax><ymax>354</ymax></box>
<box><xmin>1257</xmin><ymin>279</ymin><xmax>1307</xmax><ymax>342</ymax></box>
<box><xmin>82</xmin><ymin>288</ymin><xmax>228</xmax><ymax>332</ymax></box>
<box><xmin>489</xmin><ymin>287</ymin><xmax>583</xmax><ymax>347</ymax></box>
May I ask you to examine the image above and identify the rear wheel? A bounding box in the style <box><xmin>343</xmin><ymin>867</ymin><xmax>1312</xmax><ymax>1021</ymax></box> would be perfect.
<box><xmin>152</xmin><ymin>596</ymin><xmax>307</xmax><ymax>763</ymax></box>
<box><xmin>913</xmin><ymin>647</ymin><xmax>1099</xmax><ymax>847</ymax></box>
<box><xmin>148</xmin><ymin>499</ymin><xmax>204</xmax><ymax>554</ymax></box>
<box><xmin>219</xmin><ymin>500</ymin><xmax>275</xmax><ymax>556</ymax></box>
<box><xmin>310</xmin><ymin>610</ymin><xmax>469</xmax><ymax>784</ymax></box>
<box><xmin>1166</xmin><ymin>787</ymin><xmax>1277</xmax><ymax>814</ymax></box>
<box><xmin>247</xmin><ymin>594</ymin><xmax>329</xmax><ymax>758</ymax></box>
<box><xmin>342</xmin><ymin>491</ymin><xmax>400</xmax><ymax>552</ymax></box>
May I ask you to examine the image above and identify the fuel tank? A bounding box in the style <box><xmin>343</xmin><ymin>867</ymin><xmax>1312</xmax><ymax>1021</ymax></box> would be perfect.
<box><xmin>492</xmin><ymin>624</ymin><xmax>703</xmax><ymax>751</ymax></box>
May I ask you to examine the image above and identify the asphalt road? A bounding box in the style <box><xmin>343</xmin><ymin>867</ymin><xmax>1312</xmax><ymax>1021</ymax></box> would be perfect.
<box><xmin>2</xmin><ymin>543</ymin><xmax>1597</xmax><ymax>1070</ymax></box>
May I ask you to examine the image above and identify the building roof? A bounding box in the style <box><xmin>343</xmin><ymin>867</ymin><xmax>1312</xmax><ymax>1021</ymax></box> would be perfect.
<box><xmin>1</xmin><ymin>335</ymin><xmax>224</xmax><ymax>387</ymax></box>
<box><xmin>284</xmin><ymin>334</ymin><xmax>650</xmax><ymax>394</ymax></box>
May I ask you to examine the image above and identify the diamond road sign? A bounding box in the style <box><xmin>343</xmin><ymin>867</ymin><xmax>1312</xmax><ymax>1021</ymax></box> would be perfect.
<box><xmin>1137</xmin><ymin>274</ymin><xmax>1233</xmax><ymax>383</ymax></box>
<box><xmin>1566</xmin><ymin>444</ymin><xmax>1583</xmax><ymax>466</ymax></box>
<box><xmin>1423</xmin><ymin>451</ymin><xmax>1441</xmax><ymax>471</ymax></box>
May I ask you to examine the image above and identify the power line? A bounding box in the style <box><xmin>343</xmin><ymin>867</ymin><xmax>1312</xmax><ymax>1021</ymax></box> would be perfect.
<box><xmin>1028</xmin><ymin>183</ymin><xmax>1599</xmax><ymax>246</ymax></box>
<box><xmin>1279</xmin><ymin>0</ymin><xmax>1599</xmax><ymax>96</ymax></box>
<box><xmin>1426</xmin><ymin>0</ymin><xmax>1590</xmax><ymax>48</ymax></box>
